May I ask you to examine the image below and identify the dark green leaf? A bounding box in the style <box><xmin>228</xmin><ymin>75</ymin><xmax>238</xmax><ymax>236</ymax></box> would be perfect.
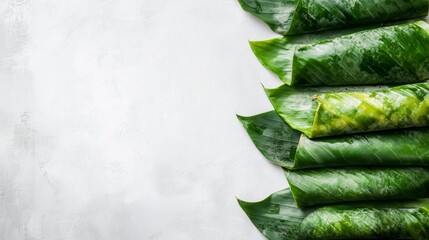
<box><xmin>238</xmin><ymin>0</ymin><xmax>428</xmax><ymax>35</ymax></box>
<box><xmin>238</xmin><ymin>189</ymin><xmax>306</xmax><ymax>240</ymax></box>
<box><xmin>239</xmin><ymin>188</ymin><xmax>429</xmax><ymax>240</ymax></box>
<box><xmin>285</xmin><ymin>167</ymin><xmax>429</xmax><ymax>208</ymax></box>
<box><xmin>251</xmin><ymin>21</ymin><xmax>429</xmax><ymax>86</ymax></box>
<box><xmin>237</xmin><ymin>111</ymin><xmax>301</xmax><ymax>169</ymax></box>
<box><xmin>238</xmin><ymin>111</ymin><xmax>429</xmax><ymax>169</ymax></box>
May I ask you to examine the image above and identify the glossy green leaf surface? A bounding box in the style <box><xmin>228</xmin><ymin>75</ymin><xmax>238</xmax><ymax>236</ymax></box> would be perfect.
<box><xmin>251</xmin><ymin>21</ymin><xmax>429</xmax><ymax>86</ymax></box>
<box><xmin>239</xmin><ymin>188</ymin><xmax>429</xmax><ymax>240</ymax></box>
<box><xmin>299</xmin><ymin>207</ymin><xmax>429</xmax><ymax>240</ymax></box>
<box><xmin>267</xmin><ymin>82</ymin><xmax>429</xmax><ymax>138</ymax></box>
<box><xmin>238</xmin><ymin>111</ymin><xmax>429</xmax><ymax>169</ymax></box>
<box><xmin>238</xmin><ymin>0</ymin><xmax>428</xmax><ymax>35</ymax></box>
<box><xmin>285</xmin><ymin>167</ymin><xmax>429</xmax><ymax>208</ymax></box>
<box><xmin>238</xmin><ymin>189</ymin><xmax>306</xmax><ymax>240</ymax></box>
<box><xmin>237</xmin><ymin>111</ymin><xmax>301</xmax><ymax>168</ymax></box>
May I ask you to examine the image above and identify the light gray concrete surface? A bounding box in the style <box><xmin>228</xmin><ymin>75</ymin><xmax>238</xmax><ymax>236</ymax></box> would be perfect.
<box><xmin>0</xmin><ymin>0</ymin><xmax>286</xmax><ymax>239</ymax></box>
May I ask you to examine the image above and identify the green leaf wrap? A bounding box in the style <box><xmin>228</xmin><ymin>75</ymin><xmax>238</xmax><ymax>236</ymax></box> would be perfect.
<box><xmin>299</xmin><ymin>207</ymin><xmax>429</xmax><ymax>240</ymax></box>
<box><xmin>239</xmin><ymin>188</ymin><xmax>429</xmax><ymax>240</ymax></box>
<box><xmin>238</xmin><ymin>111</ymin><xmax>429</xmax><ymax>169</ymax></box>
<box><xmin>251</xmin><ymin>21</ymin><xmax>429</xmax><ymax>86</ymax></box>
<box><xmin>266</xmin><ymin>82</ymin><xmax>429</xmax><ymax>138</ymax></box>
<box><xmin>285</xmin><ymin>167</ymin><xmax>429</xmax><ymax>208</ymax></box>
<box><xmin>238</xmin><ymin>0</ymin><xmax>428</xmax><ymax>35</ymax></box>
<box><xmin>238</xmin><ymin>189</ymin><xmax>305</xmax><ymax>240</ymax></box>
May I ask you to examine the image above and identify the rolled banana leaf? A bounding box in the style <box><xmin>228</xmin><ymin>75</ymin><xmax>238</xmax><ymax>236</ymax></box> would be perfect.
<box><xmin>238</xmin><ymin>188</ymin><xmax>429</xmax><ymax>240</ymax></box>
<box><xmin>266</xmin><ymin>82</ymin><xmax>429</xmax><ymax>138</ymax></box>
<box><xmin>238</xmin><ymin>111</ymin><xmax>429</xmax><ymax>169</ymax></box>
<box><xmin>285</xmin><ymin>167</ymin><xmax>429</xmax><ymax>208</ymax></box>
<box><xmin>251</xmin><ymin>21</ymin><xmax>429</xmax><ymax>86</ymax></box>
<box><xmin>238</xmin><ymin>0</ymin><xmax>429</xmax><ymax>35</ymax></box>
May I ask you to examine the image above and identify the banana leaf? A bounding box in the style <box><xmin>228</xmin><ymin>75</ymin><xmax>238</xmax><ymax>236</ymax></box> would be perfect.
<box><xmin>238</xmin><ymin>188</ymin><xmax>429</xmax><ymax>240</ymax></box>
<box><xmin>266</xmin><ymin>82</ymin><xmax>429</xmax><ymax>138</ymax></box>
<box><xmin>251</xmin><ymin>21</ymin><xmax>429</xmax><ymax>86</ymax></box>
<box><xmin>284</xmin><ymin>167</ymin><xmax>429</xmax><ymax>208</ymax></box>
<box><xmin>238</xmin><ymin>111</ymin><xmax>429</xmax><ymax>169</ymax></box>
<box><xmin>238</xmin><ymin>0</ymin><xmax>429</xmax><ymax>35</ymax></box>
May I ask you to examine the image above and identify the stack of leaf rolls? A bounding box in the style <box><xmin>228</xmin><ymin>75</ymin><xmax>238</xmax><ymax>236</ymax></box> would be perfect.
<box><xmin>237</xmin><ymin>0</ymin><xmax>429</xmax><ymax>239</ymax></box>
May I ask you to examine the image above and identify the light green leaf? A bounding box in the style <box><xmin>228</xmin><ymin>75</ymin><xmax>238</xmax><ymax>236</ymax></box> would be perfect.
<box><xmin>266</xmin><ymin>82</ymin><xmax>429</xmax><ymax>138</ymax></box>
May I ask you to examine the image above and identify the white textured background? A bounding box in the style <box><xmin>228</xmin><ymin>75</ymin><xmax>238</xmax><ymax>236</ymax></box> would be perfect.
<box><xmin>0</xmin><ymin>0</ymin><xmax>286</xmax><ymax>239</ymax></box>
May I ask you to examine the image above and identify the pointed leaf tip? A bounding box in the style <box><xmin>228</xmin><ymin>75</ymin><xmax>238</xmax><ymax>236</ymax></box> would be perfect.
<box><xmin>236</xmin><ymin>114</ymin><xmax>247</xmax><ymax>123</ymax></box>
